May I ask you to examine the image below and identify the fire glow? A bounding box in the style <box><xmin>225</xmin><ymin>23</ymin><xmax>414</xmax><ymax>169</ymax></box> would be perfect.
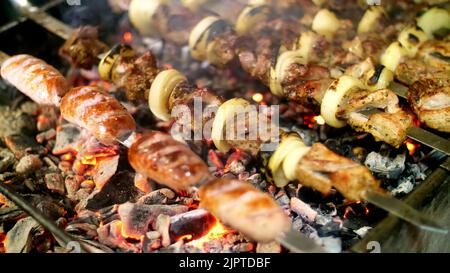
<box><xmin>183</xmin><ymin>221</ymin><xmax>230</xmax><ymax>249</ymax></box>
<box><xmin>405</xmin><ymin>139</ymin><xmax>420</xmax><ymax>156</ymax></box>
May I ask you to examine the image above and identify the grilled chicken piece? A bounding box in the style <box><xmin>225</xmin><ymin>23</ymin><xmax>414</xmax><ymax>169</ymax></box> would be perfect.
<box><xmin>396</xmin><ymin>40</ymin><xmax>450</xmax><ymax>85</ymax></box>
<box><xmin>338</xmin><ymin>88</ymin><xmax>411</xmax><ymax>147</ymax></box>
<box><xmin>199</xmin><ymin>178</ymin><xmax>291</xmax><ymax>242</ymax></box>
<box><xmin>347</xmin><ymin>110</ymin><xmax>413</xmax><ymax>148</ymax></box>
<box><xmin>296</xmin><ymin>143</ymin><xmax>382</xmax><ymax>201</ymax></box>
<box><xmin>408</xmin><ymin>78</ymin><xmax>450</xmax><ymax>133</ymax></box>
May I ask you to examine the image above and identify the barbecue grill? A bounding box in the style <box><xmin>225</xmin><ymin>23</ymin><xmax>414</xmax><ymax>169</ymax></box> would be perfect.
<box><xmin>0</xmin><ymin>0</ymin><xmax>449</xmax><ymax>253</ymax></box>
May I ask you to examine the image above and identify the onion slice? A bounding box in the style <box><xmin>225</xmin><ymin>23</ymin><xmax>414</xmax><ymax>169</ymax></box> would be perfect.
<box><xmin>149</xmin><ymin>69</ymin><xmax>187</xmax><ymax>121</ymax></box>
<box><xmin>321</xmin><ymin>75</ymin><xmax>364</xmax><ymax>128</ymax></box>
<box><xmin>211</xmin><ymin>98</ymin><xmax>250</xmax><ymax>153</ymax></box>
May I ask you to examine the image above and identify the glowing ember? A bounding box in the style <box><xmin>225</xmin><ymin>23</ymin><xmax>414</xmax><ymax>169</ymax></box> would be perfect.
<box><xmin>405</xmin><ymin>140</ymin><xmax>420</xmax><ymax>156</ymax></box>
<box><xmin>303</xmin><ymin>115</ymin><xmax>326</xmax><ymax>128</ymax></box>
<box><xmin>61</xmin><ymin>153</ymin><xmax>74</xmax><ymax>161</ymax></box>
<box><xmin>186</xmin><ymin>221</ymin><xmax>230</xmax><ymax>249</ymax></box>
<box><xmin>252</xmin><ymin>93</ymin><xmax>264</xmax><ymax>103</ymax></box>
<box><xmin>123</xmin><ymin>32</ymin><xmax>133</xmax><ymax>43</ymax></box>
<box><xmin>343</xmin><ymin>206</ymin><xmax>354</xmax><ymax>219</ymax></box>
<box><xmin>0</xmin><ymin>233</ymin><xmax>6</xmax><ymax>253</ymax></box>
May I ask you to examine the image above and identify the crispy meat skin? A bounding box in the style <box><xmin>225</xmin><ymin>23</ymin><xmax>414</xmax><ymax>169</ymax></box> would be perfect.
<box><xmin>408</xmin><ymin>78</ymin><xmax>450</xmax><ymax>133</ymax></box>
<box><xmin>296</xmin><ymin>143</ymin><xmax>381</xmax><ymax>201</ymax></box>
<box><xmin>59</xmin><ymin>26</ymin><xmax>108</xmax><ymax>69</ymax></box>
<box><xmin>1</xmin><ymin>54</ymin><xmax>70</xmax><ymax>106</ymax></box>
<box><xmin>60</xmin><ymin>86</ymin><xmax>136</xmax><ymax>145</ymax></box>
<box><xmin>128</xmin><ymin>132</ymin><xmax>211</xmax><ymax>192</ymax></box>
<box><xmin>199</xmin><ymin>178</ymin><xmax>290</xmax><ymax>242</ymax></box>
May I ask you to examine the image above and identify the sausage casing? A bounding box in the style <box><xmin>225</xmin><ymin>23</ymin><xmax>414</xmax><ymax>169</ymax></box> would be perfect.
<box><xmin>128</xmin><ymin>132</ymin><xmax>211</xmax><ymax>192</ymax></box>
<box><xmin>60</xmin><ymin>86</ymin><xmax>136</xmax><ymax>145</ymax></box>
<box><xmin>199</xmin><ymin>178</ymin><xmax>291</xmax><ymax>242</ymax></box>
<box><xmin>1</xmin><ymin>54</ymin><xmax>70</xmax><ymax>106</ymax></box>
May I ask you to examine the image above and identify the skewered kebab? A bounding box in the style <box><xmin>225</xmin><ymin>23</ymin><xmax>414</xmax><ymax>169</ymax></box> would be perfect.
<box><xmin>118</xmin><ymin>0</ymin><xmax>450</xmax><ymax>151</ymax></box>
<box><xmin>53</xmin><ymin>27</ymin><xmax>448</xmax><ymax>234</ymax></box>
<box><xmin>0</xmin><ymin>54</ymin><xmax>322</xmax><ymax>252</ymax></box>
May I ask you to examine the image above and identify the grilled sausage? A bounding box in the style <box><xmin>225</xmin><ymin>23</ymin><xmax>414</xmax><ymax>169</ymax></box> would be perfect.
<box><xmin>1</xmin><ymin>54</ymin><xmax>70</xmax><ymax>106</ymax></box>
<box><xmin>128</xmin><ymin>131</ymin><xmax>211</xmax><ymax>192</ymax></box>
<box><xmin>60</xmin><ymin>86</ymin><xmax>136</xmax><ymax>145</ymax></box>
<box><xmin>199</xmin><ymin>178</ymin><xmax>291</xmax><ymax>242</ymax></box>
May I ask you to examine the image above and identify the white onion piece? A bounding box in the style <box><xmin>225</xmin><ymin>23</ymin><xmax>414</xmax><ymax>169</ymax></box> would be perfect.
<box><xmin>380</xmin><ymin>42</ymin><xmax>407</xmax><ymax>72</ymax></box>
<box><xmin>365</xmin><ymin>66</ymin><xmax>394</xmax><ymax>91</ymax></box>
<box><xmin>417</xmin><ymin>7</ymin><xmax>450</xmax><ymax>38</ymax></box>
<box><xmin>189</xmin><ymin>16</ymin><xmax>221</xmax><ymax>61</ymax></box>
<box><xmin>357</xmin><ymin>6</ymin><xmax>385</xmax><ymax>34</ymax></box>
<box><xmin>321</xmin><ymin>75</ymin><xmax>364</xmax><ymax>128</ymax></box>
<box><xmin>282</xmin><ymin>145</ymin><xmax>310</xmax><ymax>182</ymax></box>
<box><xmin>211</xmin><ymin>98</ymin><xmax>250</xmax><ymax>153</ymax></box>
<box><xmin>269</xmin><ymin>134</ymin><xmax>307</xmax><ymax>187</ymax></box>
<box><xmin>295</xmin><ymin>31</ymin><xmax>319</xmax><ymax>62</ymax></box>
<box><xmin>236</xmin><ymin>5</ymin><xmax>271</xmax><ymax>36</ymax></box>
<box><xmin>269</xmin><ymin>50</ymin><xmax>306</xmax><ymax>97</ymax></box>
<box><xmin>181</xmin><ymin>0</ymin><xmax>208</xmax><ymax>11</ymax></box>
<box><xmin>398</xmin><ymin>26</ymin><xmax>429</xmax><ymax>57</ymax></box>
<box><xmin>129</xmin><ymin>0</ymin><xmax>168</xmax><ymax>37</ymax></box>
<box><xmin>312</xmin><ymin>9</ymin><xmax>340</xmax><ymax>40</ymax></box>
<box><xmin>149</xmin><ymin>69</ymin><xmax>187</xmax><ymax>121</ymax></box>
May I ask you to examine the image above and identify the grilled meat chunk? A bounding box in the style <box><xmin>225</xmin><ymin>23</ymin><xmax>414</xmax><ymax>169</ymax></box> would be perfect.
<box><xmin>408</xmin><ymin>78</ymin><xmax>450</xmax><ymax>133</ymax></box>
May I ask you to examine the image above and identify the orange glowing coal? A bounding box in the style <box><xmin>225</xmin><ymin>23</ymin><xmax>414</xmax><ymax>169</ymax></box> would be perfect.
<box><xmin>252</xmin><ymin>93</ymin><xmax>264</xmax><ymax>104</ymax></box>
<box><xmin>123</xmin><ymin>32</ymin><xmax>133</xmax><ymax>43</ymax></box>
<box><xmin>405</xmin><ymin>139</ymin><xmax>420</xmax><ymax>156</ymax></box>
<box><xmin>185</xmin><ymin>221</ymin><xmax>230</xmax><ymax>249</ymax></box>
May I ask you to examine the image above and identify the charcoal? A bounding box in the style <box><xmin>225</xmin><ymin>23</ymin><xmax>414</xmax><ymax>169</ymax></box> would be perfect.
<box><xmin>319</xmin><ymin>236</ymin><xmax>342</xmax><ymax>253</ymax></box>
<box><xmin>65</xmin><ymin>223</ymin><xmax>98</xmax><ymax>239</ymax></box>
<box><xmin>92</xmin><ymin>155</ymin><xmax>119</xmax><ymax>190</ymax></box>
<box><xmin>134</xmin><ymin>173</ymin><xmax>153</xmax><ymax>194</ymax></box>
<box><xmin>15</xmin><ymin>154</ymin><xmax>43</xmax><ymax>175</ymax></box>
<box><xmin>65</xmin><ymin>175</ymin><xmax>81</xmax><ymax>198</ymax></box>
<box><xmin>0</xmin><ymin>106</ymin><xmax>35</xmax><ymax>140</ymax></box>
<box><xmin>85</xmin><ymin>171</ymin><xmax>139</xmax><ymax>211</ymax></box>
<box><xmin>146</xmin><ymin>231</ymin><xmax>161</xmax><ymax>240</ymax></box>
<box><xmin>256</xmin><ymin>241</ymin><xmax>281</xmax><ymax>253</ymax></box>
<box><xmin>4</xmin><ymin>134</ymin><xmax>44</xmax><ymax>159</ymax></box>
<box><xmin>80</xmin><ymin>180</ymin><xmax>95</xmax><ymax>190</ymax></box>
<box><xmin>169</xmin><ymin>209</ymin><xmax>216</xmax><ymax>243</ymax></box>
<box><xmin>155</xmin><ymin>214</ymin><xmax>171</xmax><ymax>247</ymax></box>
<box><xmin>97</xmin><ymin>220</ymin><xmax>139</xmax><ymax>252</ymax></box>
<box><xmin>43</xmin><ymin>157</ymin><xmax>58</xmax><ymax>170</ymax></box>
<box><xmin>364</xmin><ymin>152</ymin><xmax>406</xmax><ymax>179</ymax></box>
<box><xmin>354</xmin><ymin>226</ymin><xmax>372</xmax><ymax>237</ymax></box>
<box><xmin>137</xmin><ymin>188</ymin><xmax>176</xmax><ymax>205</ymax></box>
<box><xmin>118</xmin><ymin>202</ymin><xmax>188</xmax><ymax>239</ymax></box>
<box><xmin>0</xmin><ymin>206</ymin><xmax>25</xmax><ymax>222</ymax></box>
<box><xmin>36</xmin><ymin>129</ymin><xmax>56</xmax><ymax>144</ymax></box>
<box><xmin>5</xmin><ymin>217</ymin><xmax>41</xmax><ymax>253</ymax></box>
<box><xmin>45</xmin><ymin>173</ymin><xmax>65</xmax><ymax>195</ymax></box>
<box><xmin>232</xmin><ymin>242</ymin><xmax>254</xmax><ymax>252</ymax></box>
<box><xmin>52</xmin><ymin>124</ymin><xmax>82</xmax><ymax>155</ymax></box>
<box><xmin>317</xmin><ymin>221</ymin><xmax>342</xmax><ymax>237</ymax></box>
<box><xmin>0</xmin><ymin>149</ymin><xmax>15</xmax><ymax>172</ymax></box>
<box><xmin>290</xmin><ymin>197</ymin><xmax>317</xmax><ymax>222</ymax></box>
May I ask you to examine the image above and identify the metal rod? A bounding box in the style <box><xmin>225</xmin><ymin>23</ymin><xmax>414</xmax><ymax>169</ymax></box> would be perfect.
<box><xmin>0</xmin><ymin>182</ymin><xmax>91</xmax><ymax>253</ymax></box>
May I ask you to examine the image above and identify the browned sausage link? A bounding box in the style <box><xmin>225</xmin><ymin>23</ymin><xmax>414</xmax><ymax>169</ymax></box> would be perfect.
<box><xmin>199</xmin><ymin>178</ymin><xmax>291</xmax><ymax>243</ymax></box>
<box><xmin>128</xmin><ymin>132</ymin><xmax>211</xmax><ymax>192</ymax></box>
<box><xmin>60</xmin><ymin>86</ymin><xmax>136</xmax><ymax>145</ymax></box>
<box><xmin>1</xmin><ymin>54</ymin><xmax>70</xmax><ymax>106</ymax></box>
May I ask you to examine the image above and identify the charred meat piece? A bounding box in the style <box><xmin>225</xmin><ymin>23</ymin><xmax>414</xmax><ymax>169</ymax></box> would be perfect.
<box><xmin>408</xmin><ymin>78</ymin><xmax>450</xmax><ymax>133</ymax></box>
<box><xmin>60</xmin><ymin>86</ymin><xmax>136</xmax><ymax>145</ymax></box>
<box><xmin>128</xmin><ymin>132</ymin><xmax>211</xmax><ymax>192</ymax></box>
<box><xmin>59</xmin><ymin>26</ymin><xmax>108</xmax><ymax>69</ymax></box>
<box><xmin>296</xmin><ymin>143</ymin><xmax>382</xmax><ymax>201</ymax></box>
<box><xmin>199</xmin><ymin>178</ymin><xmax>290</xmax><ymax>242</ymax></box>
<box><xmin>1</xmin><ymin>54</ymin><xmax>70</xmax><ymax>106</ymax></box>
